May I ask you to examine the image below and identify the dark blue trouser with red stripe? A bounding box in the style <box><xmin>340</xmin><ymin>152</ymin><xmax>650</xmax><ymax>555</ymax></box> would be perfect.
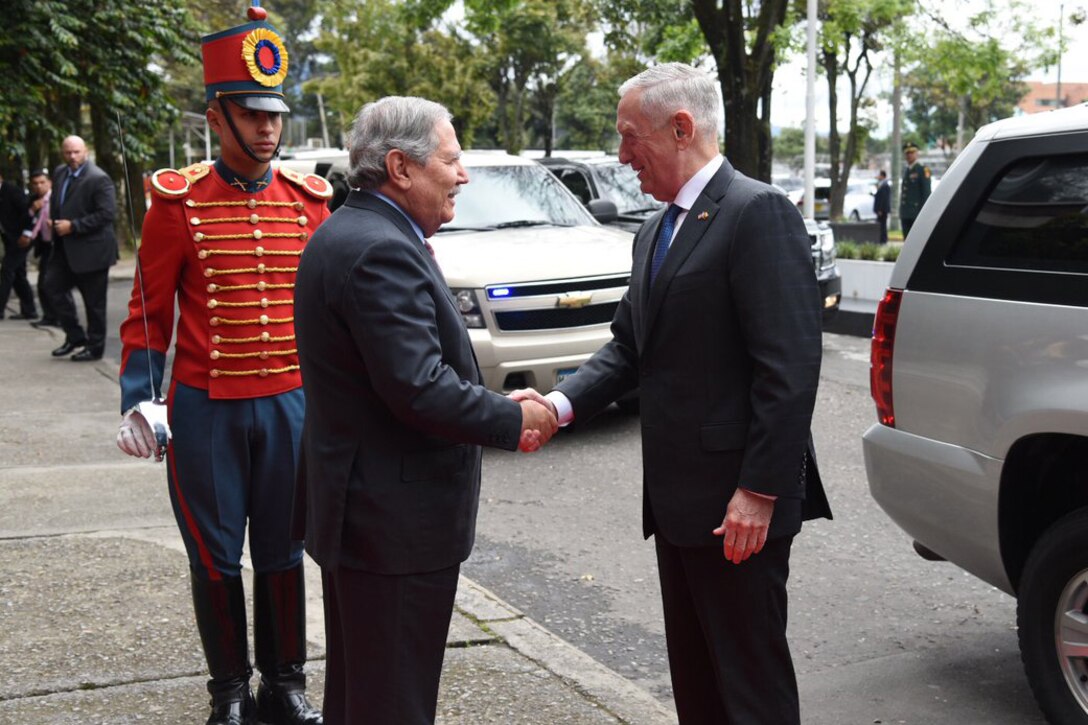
<box><xmin>165</xmin><ymin>381</ymin><xmax>312</xmax><ymax>713</ymax></box>
<box><xmin>166</xmin><ymin>380</ymin><xmax>305</xmax><ymax>580</ymax></box>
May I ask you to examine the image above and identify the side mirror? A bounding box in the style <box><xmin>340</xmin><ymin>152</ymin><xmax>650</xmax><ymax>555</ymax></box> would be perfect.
<box><xmin>586</xmin><ymin>199</ymin><xmax>618</xmax><ymax>224</ymax></box>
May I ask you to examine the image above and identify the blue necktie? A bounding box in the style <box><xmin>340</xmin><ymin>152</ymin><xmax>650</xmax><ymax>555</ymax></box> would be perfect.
<box><xmin>60</xmin><ymin>172</ymin><xmax>73</xmax><ymax>207</ymax></box>
<box><xmin>649</xmin><ymin>204</ymin><xmax>682</xmax><ymax>284</ymax></box>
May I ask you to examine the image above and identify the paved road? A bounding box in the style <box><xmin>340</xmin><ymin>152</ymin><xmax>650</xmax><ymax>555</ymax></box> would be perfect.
<box><xmin>464</xmin><ymin>332</ymin><xmax>1046</xmax><ymax>725</ymax></box>
<box><xmin>98</xmin><ymin>282</ymin><xmax>1046</xmax><ymax>723</ymax></box>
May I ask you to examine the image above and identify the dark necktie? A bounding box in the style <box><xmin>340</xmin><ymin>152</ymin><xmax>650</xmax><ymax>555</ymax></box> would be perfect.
<box><xmin>60</xmin><ymin>173</ymin><xmax>72</xmax><ymax>207</ymax></box>
<box><xmin>650</xmin><ymin>204</ymin><xmax>682</xmax><ymax>285</ymax></box>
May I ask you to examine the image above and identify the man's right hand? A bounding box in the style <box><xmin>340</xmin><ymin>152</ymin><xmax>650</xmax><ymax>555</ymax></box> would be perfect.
<box><xmin>516</xmin><ymin>397</ymin><xmax>558</xmax><ymax>452</ymax></box>
<box><xmin>117</xmin><ymin>410</ymin><xmax>157</xmax><ymax>458</ymax></box>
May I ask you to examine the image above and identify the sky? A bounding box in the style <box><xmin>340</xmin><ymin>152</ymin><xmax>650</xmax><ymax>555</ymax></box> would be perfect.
<box><xmin>770</xmin><ymin>0</ymin><xmax>1088</xmax><ymax>135</ymax></box>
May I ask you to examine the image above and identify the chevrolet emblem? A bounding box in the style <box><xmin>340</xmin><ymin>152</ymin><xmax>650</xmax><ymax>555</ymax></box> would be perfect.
<box><xmin>557</xmin><ymin>293</ymin><xmax>593</xmax><ymax>309</ymax></box>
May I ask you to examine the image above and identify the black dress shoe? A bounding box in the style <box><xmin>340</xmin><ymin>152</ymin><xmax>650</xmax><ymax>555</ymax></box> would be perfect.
<box><xmin>32</xmin><ymin>318</ymin><xmax>61</xmax><ymax>328</ymax></box>
<box><xmin>207</xmin><ymin>688</ymin><xmax>255</xmax><ymax>725</ymax></box>
<box><xmin>52</xmin><ymin>341</ymin><xmax>83</xmax><ymax>357</ymax></box>
<box><xmin>256</xmin><ymin>680</ymin><xmax>322</xmax><ymax>724</ymax></box>
<box><xmin>10</xmin><ymin>312</ymin><xmax>38</xmax><ymax>320</ymax></box>
<box><xmin>71</xmin><ymin>348</ymin><xmax>103</xmax><ymax>362</ymax></box>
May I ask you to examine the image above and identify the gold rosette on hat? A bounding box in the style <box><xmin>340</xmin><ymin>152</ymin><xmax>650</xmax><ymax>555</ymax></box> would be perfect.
<box><xmin>242</xmin><ymin>28</ymin><xmax>289</xmax><ymax>88</ymax></box>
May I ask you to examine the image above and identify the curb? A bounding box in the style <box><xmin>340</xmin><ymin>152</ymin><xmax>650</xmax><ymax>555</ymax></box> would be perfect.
<box><xmin>456</xmin><ymin>578</ymin><xmax>677</xmax><ymax>725</ymax></box>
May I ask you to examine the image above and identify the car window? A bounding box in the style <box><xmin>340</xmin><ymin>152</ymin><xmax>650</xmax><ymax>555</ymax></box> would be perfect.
<box><xmin>591</xmin><ymin>163</ymin><xmax>663</xmax><ymax>214</ymax></box>
<box><xmin>947</xmin><ymin>152</ymin><xmax>1088</xmax><ymax>274</ymax></box>
<box><xmin>555</xmin><ymin>168</ymin><xmax>593</xmax><ymax>205</ymax></box>
<box><xmin>444</xmin><ymin>165</ymin><xmax>595</xmax><ymax>230</ymax></box>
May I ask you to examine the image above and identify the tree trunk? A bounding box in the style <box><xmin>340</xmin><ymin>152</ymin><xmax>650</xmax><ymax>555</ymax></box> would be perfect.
<box><xmin>693</xmin><ymin>0</ymin><xmax>788</xmax><ymax>182</ymax></box>
<box><xmin>823</xmin><ymin>49</ymin><xmax>842</xmax><ymax>216</ymax></box>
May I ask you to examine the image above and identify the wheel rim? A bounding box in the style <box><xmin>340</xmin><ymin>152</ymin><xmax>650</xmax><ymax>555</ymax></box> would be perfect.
<box><xmin>1054</xmin><ymin>567</ymin><xmax>1088</xmax><ymax>713</ymax></box>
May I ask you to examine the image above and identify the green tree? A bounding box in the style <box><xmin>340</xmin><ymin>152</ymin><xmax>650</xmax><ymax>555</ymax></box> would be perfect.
<box><xmin>773</xmin><ymin>126</ymin><xmax>829</xmax><ymax>168</ymax></box>
<box><xmin>818</xmin><ymin>0</ymin><xmax>912</xmax><ymax>219</ymax></box>
<box><xmin>0</xmin><ymin>0</ymin><xmax>195</xmax><ymax>241</ymax></box>
<box><xmin>554</xmin><ymin>51</ymin><xmax>644</xmax><ymax>150</ymax></box>
<box><xmin>904</xmin><ymin>32</ymin><xmax>1028</xmax><ymax>154</ymax></box>
<box><xmin>308</xmin><ymin>0</ymin><xmax>495</xmax><ymax>147</ymax></box>
<box><xmin>903</xmin><ymin>0</ymin><xmax>1061</xmax><ymax>156</ymax></box>
<box><xmin>599</xmin><ymin>0</ymin><xmax>799</xmax><ymax>181</ymax></box>
<box><xmin>464</xmin><ymin>0</ymin><xmax>595</xmax><ymax>155</ymax></box>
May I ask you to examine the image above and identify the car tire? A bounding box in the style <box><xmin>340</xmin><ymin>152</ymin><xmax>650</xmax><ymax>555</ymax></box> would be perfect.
<box><xmin>849</xmin><ymin>210</ymin><xmax>860</xmax><ymax>221</ymax></box>
<box><xmin>1017</xmin><ymin>507</ymin><xmax>1088</xmax><ymax>725</ymax></box>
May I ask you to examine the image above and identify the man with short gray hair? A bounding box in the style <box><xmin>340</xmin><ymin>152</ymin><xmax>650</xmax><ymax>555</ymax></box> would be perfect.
<box><xmin>293</xmin><ymin>95</ymin><xmax>557</xmax><ymax>724</ymax></box>
<box><xmin>527</xmin><ymin>62</ymin><xmax>832</xmax><ymax>723</ymax></box>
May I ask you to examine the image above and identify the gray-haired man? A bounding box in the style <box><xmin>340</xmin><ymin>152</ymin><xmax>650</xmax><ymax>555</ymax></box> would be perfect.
<box><xmin>528</xmin><ymin>63</ymin><xmax>833</xmax><ymax>723</ymax></box>
<box><xmin>293</xmin><ymin>96</ymin><xmax>557</xmax><ymax>724</ymax></box>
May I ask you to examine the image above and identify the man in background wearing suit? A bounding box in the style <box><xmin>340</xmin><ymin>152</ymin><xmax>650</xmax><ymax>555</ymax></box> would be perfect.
<box><xmin>529</xmin><ymin>63</ymin><xmax>832</xmax><ymax>724</ymax></box>
<box><xmin>45</xmin><ymin>134</ymin><xmax>117</xmax><ymax>361</ymax></box>
<box><xmin>0</xmin><ymin>168</ymin><xmax>33</xmax><ymax>319</ymax></box>
<box><xmin>873</xmin><ymin>169</ymin><xmax>891</xmax><ymax>244</ymax></box>
<box><xmin>293</xmin><ymin>96</ymin><xmax>558</xmax><ymax>725</ymax></box>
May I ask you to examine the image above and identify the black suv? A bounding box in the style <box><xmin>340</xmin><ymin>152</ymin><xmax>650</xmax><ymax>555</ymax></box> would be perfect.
<box><xmin>538</xmin><ymin>156</ymin><xmax>664</xmax><ymax>233</ymax></box>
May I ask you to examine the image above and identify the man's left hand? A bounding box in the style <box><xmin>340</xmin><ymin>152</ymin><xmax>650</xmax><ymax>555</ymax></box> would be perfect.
<box><xmin>713</xmin><ymin>488</ymin><xmax>775</xmax><ymax>564</ymax></box>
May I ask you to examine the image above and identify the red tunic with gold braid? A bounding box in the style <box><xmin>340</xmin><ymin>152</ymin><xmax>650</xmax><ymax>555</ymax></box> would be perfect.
<box><xmin>119</xmin><ymin>162</ymin><xmax>331</xmax><ymax>409</ymax></box>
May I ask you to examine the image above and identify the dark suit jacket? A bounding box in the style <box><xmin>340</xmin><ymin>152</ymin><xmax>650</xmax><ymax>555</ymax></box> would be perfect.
<box><xmin>293</xmin><ymin>190</ymin><xmax>523</xmax><ymax>576</ymax></box>
<box><xmin>50</xmin><ymin>161</ymin><xmax>117</xmax><ymax>273</ymax></box>
<box><xmin>873</xmin><ymin>179</ymin><xmax>891</xmax><ymax>215</ymax></box>
<box><xmin>557</xmin><ymin>159</ymin><xmax>832</xmax><ymax>546</ymax></box>
<box><xmin>0</xmin><ymin>180</ymin><xmax>28</xmax><ymax>246</ymax></box>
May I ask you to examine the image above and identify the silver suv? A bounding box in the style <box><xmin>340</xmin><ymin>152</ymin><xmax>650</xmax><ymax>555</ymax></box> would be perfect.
<box><xmin>862</xmin><ymin>103</ymin><xmax>1088</xmax><ymax>724</ymax></box>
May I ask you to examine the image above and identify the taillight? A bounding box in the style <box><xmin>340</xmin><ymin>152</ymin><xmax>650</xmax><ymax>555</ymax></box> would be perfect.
<box><xmin>870</xmin><ymin>288</ymin><xmax>902</xmax><ymax>427</ymax></box>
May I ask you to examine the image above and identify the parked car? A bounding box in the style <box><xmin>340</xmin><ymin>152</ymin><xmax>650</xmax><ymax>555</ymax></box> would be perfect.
<box><xmin>787</xmin><ymin>177</ymin><xmax>831</xmax><ymax>219</ymax></box>
<box><xmin>842</xmin><ymin>180</ymin><xmax>877</xmax><ymax>221</ymax></box>
<box><xmin>281</xmin><ymin>150</ymin><xmax>636</xmax><ymax>399</ymax></box>
<box><xmin>549</xmin><ymin>157</ymin><xmax>841</xmax><ymax>321</ymax></box>
<box><xmin>805</xmin><ymin>218</ymin><xmax>841</xmax><ymax>320</ymax></box>
<box><xmin>861</xmin><ymin>103</ymin><xmax>1088</xmax><ymax>724</ymax></box>
<box><xmin>538</xmin><ymin>156</ymin><xmax>664</xmax><ymax>233</ymax></box>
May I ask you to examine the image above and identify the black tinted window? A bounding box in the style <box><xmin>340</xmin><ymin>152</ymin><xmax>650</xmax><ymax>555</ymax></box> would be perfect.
<box><xmin>948</xmin><ymin>153</ymin><xmax>1088</xmax><ymax>274</ymax></box>
<box><xmin>556</xmin><ymin>169</ymin><xmax>593</xmax><ymax>205</ymax></box>
<box><xmin>591</xmin><ymin>162</ymin><xmax>663</xmax><ymax>214</ymax></box>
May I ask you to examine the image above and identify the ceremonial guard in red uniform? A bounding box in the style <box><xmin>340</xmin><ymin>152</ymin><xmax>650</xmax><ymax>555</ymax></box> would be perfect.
<box><xmin>116</xmin><ymin>3</ymin><xmax>330</xmax><ymax>723</ymax></box>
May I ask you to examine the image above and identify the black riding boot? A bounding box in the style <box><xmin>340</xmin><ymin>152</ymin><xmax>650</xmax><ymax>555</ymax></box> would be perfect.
<box><xmin>192</xmin><ymin>571</ymin><xmax>255</xmax><ymax>725</ymax></box>
<box><xmin>254</xmin><ymin>563</ymin><xmax>322</xmax><ymax>725</ymax></box>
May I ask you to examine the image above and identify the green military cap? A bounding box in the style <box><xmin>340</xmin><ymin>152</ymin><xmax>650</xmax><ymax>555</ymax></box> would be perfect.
<box><xmin>903</xmin><ymin>143</ymin><xmax>919</xmax><ymax>153</ymax></box>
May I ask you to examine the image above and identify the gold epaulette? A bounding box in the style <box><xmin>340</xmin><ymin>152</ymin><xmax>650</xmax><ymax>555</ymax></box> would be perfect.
<box><xmin>278</xmin><ymin>165</ymin><xmax>334</xmax><ymax>200</ymax></box>
<box><xmin>150</xmin><ymin>163</ymin><xmax>212</xmax><ymax>199</ymax></box>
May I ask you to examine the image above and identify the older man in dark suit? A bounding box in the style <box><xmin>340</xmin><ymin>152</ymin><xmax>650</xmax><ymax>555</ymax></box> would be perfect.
<box><xmin>45</xmin><ymin>135</ymin><xmax>117</xmax><ymax>361</ymax></box>
<box><xmin>524</xmin><ymin>63</ymin><xmax>832</xmax><ymax>724</ymax></box>
<box><xmin>293</xmin><ymin>96</ymin><xmax>557</xmax><ymax>725</ymax></box>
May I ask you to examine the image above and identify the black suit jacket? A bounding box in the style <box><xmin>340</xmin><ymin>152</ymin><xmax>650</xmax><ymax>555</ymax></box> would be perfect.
<box><xmin>293</xmin><ymin>190</ymin><xmax>522</xmax><ymax>575</ymax></box>
<box><xmin>0</xmin><ymin>180</ymin><xmax>27</xmax><ymax>246</ymax></box>
<box><xmin>557</xmin><ymin>159</ymin><xmax>832</xmax><ymax>545</ymax></box>
<box><xmin>50</xmin><ymin>161</ymin><xmax>117</xmax><ymax>273</ymax></box>
<box><xmin>873</xmin><ymin>179</ymin><xmax>891</xmax><ymax>215</ymax></box>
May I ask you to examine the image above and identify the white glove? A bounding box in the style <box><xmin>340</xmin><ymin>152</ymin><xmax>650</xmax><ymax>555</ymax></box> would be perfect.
<box><xmin>117</xmin><ymin>400</ymin><xmax>171</xmax><ymax>461</ymax></box>
<box><xmin>117</xmin><ymin>409</ymin><xmax>157</xmax><ymax>459</ymax></box>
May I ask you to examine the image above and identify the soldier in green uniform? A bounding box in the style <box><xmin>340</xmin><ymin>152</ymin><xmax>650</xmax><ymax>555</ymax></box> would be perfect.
<box><xmin>899</xmin><ymin>143</ymin><xmax>931</xmax><ymax>235</ymax></box>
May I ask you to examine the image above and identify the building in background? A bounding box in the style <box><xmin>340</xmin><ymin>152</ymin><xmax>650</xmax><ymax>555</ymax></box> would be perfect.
<box><xmin>1017</xmin><ymin>81</ymin><xmax>1088</xmax><ymax>114</ymax></box>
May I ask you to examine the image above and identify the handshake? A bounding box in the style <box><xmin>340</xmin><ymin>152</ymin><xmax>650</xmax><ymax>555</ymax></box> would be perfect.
<box><xmin>509</xmin><ymin>388</ymin><xmax>559</xmax><ymax>453</ymax></box>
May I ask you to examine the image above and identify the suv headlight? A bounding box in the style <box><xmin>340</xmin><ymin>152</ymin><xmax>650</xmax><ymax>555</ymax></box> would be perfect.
<box><xmin>819</xmin><ymin>228</ymin><xmax>836</xmax><ymax>263</ymax></box>
<box><xmin>451</xmin><ymin>288</ymin><xmax>485</xmax><ymax>329</ymax></box>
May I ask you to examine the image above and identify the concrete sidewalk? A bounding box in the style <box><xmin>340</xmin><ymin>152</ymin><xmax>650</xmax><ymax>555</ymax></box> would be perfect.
<box><xmin>0</xmin><ymin>313</ymin><xmax>676</xmax><ymax>724</ymax></box>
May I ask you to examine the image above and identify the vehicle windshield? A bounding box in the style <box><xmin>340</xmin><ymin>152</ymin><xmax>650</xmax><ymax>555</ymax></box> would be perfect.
<box><xmin>591</xmin><ymin>162</ymin><xmax>664</xmax><ymax>214</ymax></box>
<box><xmin>441</xmin><ymin>164</ymin><xmax>595</xmax><ymax>231</ymax></box>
